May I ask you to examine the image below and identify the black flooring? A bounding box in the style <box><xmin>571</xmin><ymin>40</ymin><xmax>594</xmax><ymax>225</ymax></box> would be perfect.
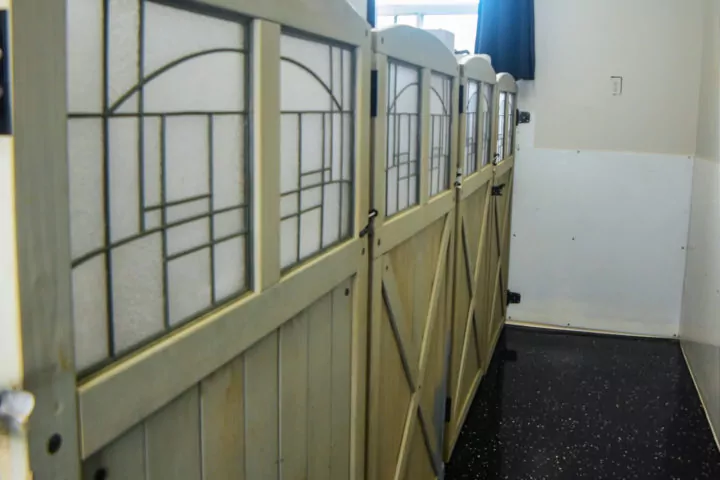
<box><xmin>445</xmin><ymin>326</ymin><xmax>720</xmax><ymax>480</ymax></box>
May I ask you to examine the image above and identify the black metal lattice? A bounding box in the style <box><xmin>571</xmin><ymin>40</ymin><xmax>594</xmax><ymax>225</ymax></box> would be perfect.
<box><xmin>67</xmin><ymin>0</ymin><xmax>251</xmax><ymax>374</ymax></box>
<box><xmin>386</xmin><ymin>60</ymin><xmax>420</xmax><ymax>216</ymax></box>
<box><xmin>279</xmin><ymin>34</ymin><xmax>354</xmax><ymax>269</ymax></box>
<box><xmin>429</xmin><ymin>73</ymin><xmax>452</xmax><ymax>196</ymax></box>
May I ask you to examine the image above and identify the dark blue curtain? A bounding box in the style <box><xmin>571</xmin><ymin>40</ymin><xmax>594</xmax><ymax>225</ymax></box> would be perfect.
<box><xmin>475</xmin><ymin>0</ymin><xmax>535</xmax><ymax>80</ymax></box>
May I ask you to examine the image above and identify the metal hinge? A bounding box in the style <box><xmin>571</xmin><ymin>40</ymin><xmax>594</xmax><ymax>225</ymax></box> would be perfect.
<box><xmin>444</xmin><ymin>397</ymin><xmax>452</xmax><ymax>422</ymax></box>
<box><xmin>458</xmin><ymin>85</ymin><xmax>465</xmax><ymax>114</ymax></box>
<box><xmin>492</xmin><ymin>153</ymin><xmax>500</xmax><ymax>165</ymax></box>
<box><xmin>359</xmin><ymin>209</ymin><xmax>379</xmax><ymax>238</ymax></box>
<box><xmin>454</xmin><ymin>168</ymin><xmax>463</xmax><ymax>189</ymax></box>
<box><xmin>491</xmin><ymin>183</ymin><xmax>506</xmax><ymax>196</ymax></box>
<box><xmin>507</xmin><ymin>290</ymin><xmax>521</xmax><ymax>305</ymax></box>
<box><xmin>518</xmin><ymin>111</ymin><xmax>531</xmax><ymax>125</ymax></box>
<box><xmin>370</xmin><ymin>70</ymin><xmax>378</xmax><ymax>118</ymax></box>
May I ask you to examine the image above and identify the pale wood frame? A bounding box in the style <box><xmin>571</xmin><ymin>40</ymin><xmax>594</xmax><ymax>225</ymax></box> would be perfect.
<box><xmin>368</xmin><ymin>25</ymin><xmax>459</xmax><ymax>480</ymax></box>
<box><xmin>444</xmin><ymin>68</ymin><xmax>518</xmax><ymax>461</ymax></box>
<box><xmin>10</xmin><ymin>1</ymin><xmax>81</xmax><ymax>478</ymax></box>
<box><xmin>457</xmin><ymin>54</ymin><xmax>496</xmax><ymax>200</ymax></box>
<box><xmin>370</xmin><ymin>25</ymin><xmax>459</xmax><ymax>253</ymax></box>
<box><xmin>16</xmin><ymin>0</ymin><xmax>371</xmax><ymax>477</ymax></box>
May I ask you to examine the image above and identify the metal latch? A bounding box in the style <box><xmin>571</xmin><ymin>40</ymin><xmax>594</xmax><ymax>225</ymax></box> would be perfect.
<box><xmin>507</xmin><ymin>291</ymin><xmax>521</xmax><ymax>305</ymax></box>
<box><xmin>359</xmin><ymin>209</ymin><xmax>379</xmax><ymax>238</ymax></box>
<box><xmin>491</xmin><ymin>184</ymin><xmax>506</xmax><ymax>196</ymax></box>
<box><xmin>518</xmin><ymin>111</ymin><xmax>531</xmax><ymax>125</ymax></box>
<box><xmin>0</xmin><ymin>389</ymin><xmax>35</xmax><ymax>432</ymax></box>
<box><xmin>454</xmin><ymin>168</ymin><xmax>463</xmax><ymax>189</ymax></box>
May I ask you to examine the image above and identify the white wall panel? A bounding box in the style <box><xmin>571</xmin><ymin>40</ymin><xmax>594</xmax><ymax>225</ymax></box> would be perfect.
<box><xmin>507</xmin><ymin>123</ymin><xmax>692</xmax><ymax>336</ymax></box>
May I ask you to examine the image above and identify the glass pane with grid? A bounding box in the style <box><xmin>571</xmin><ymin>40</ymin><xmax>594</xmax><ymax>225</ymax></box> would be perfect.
<box><xmin>429</xmin><ymin>73</ymin><xmax>452</xmax><ymax>196</ymax></box>
<box><xmin>279</xmin><ymin>34</ymin><xmax>354</xmax><ymax>270</ymax></box>
<box><xmin>496</xmin><ymin>92</ymin><xmax>507</xmax><ymax>161</ymax></box>
<box><xmin>481</xmin><ymin>83</ymin><xmax>493</xmax><ymax>167</ymax></box>
<box><xmin>506</xmin><ymin>93</ymin><xmax>516</xmax><ymax>156</ymax></box>
<box><xmin>386</xmin><ymin>60</ymin><xmax>420</xmax><ymax>216</ymax></box>
<box><xmin>67</xmin><ymin>0</ymin><xmax>251</xmax><ymax>374</ymax></box>
<box><xmin>463</xmin><ymin>80</ymin><xmax>480</xmax><ymax>176</ymax></box>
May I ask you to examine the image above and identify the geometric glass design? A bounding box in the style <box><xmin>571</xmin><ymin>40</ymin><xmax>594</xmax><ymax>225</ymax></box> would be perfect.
<box><xmin>67</xmin><ymin>0</ymin><xmax>250</xmax><ymax>373</ymax></box>
<box><xmin>279</xmin><ymin>33</ymin><xmax>354</xmax><ymax>270</ymax></box>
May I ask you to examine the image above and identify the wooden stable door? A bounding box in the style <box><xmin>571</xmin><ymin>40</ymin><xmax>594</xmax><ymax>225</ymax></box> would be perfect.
<box><xmin>445</xmin><ymin>56</ymin><xmax>498</xmax><ymax>458</ymax></box>
<box><xmin>487</xmin><ymin>76</ymin><xmax>518</xmax><ymax>357</ymax></box>
<box><xmin>367</xmin><ymin>26</ymin><xmax>459</xmax><ymax>480</ymax></box>
<box><xmin>13</xmin><ymin>1</ymin><xmax>371</xmax><ymax>478</ymax></box>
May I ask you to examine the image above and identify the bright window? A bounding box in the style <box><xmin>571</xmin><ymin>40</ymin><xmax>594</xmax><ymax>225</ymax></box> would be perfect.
<box><xmin>375</xmin><ymin>1</ymin><xmax>478</xmax><ymax>53</ymax></box>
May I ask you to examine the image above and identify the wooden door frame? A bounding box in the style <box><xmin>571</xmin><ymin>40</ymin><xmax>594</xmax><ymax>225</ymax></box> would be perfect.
<box><xmin>485</xmin><ymin>73</ymin><xmax>518</xmax><ymax>366</ymax></box>
<box><xmin>13</xmin><ymin>0</ymin><xmax>372</xmax><ymax>477</ymax></box>
<box><xmin>367</xmin><ymin>25</ymin><xmax>459</xmax><ymax>480</ymax></box>
<box><xmin>444</xmin><ymin>55</ymin><xmax>497</xmax><ymax>459</ymax></box>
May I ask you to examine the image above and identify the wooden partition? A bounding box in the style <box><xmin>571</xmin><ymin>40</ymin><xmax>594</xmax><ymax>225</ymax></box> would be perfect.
<box><xmin>15</xmin><ymin>2</ymin><xmax>518</xmax><ymax>476</ymax></box>
<box><xmin>16</xmin><ymin>0</ymin><xmax>371</xmax><ymax>478</ymax></box>
<box><xmin>487</xmin><ymin>73</ymin><xmax>518</xmax><ymax>365</ymax></box>
<box><xmin>444</xmin><ymin>55</ymin><xmax>498</xmax><ymax>458</ymax></box>
<box><xmin>367</xmin><ymin>25</ymin><xmax>459</xmax><ymax>480</ymax></box>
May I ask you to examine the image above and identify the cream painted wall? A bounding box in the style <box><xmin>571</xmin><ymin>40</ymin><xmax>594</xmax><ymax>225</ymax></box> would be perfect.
<box><xmin>508</xmin><ymin>0</ymin><xmax>704</xmax><ymax>336</ymax></box>
<box><xmin>524</xmin><ymin>0</ymin><xmax>703</xmax><ymax>155</ymax></box>
<box><xmin>680</xmin><ymin>0</ymin><xmax>720</xmax><ymax>444</ymax></box>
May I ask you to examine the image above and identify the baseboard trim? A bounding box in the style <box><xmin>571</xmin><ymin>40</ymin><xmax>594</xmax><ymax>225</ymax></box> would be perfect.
<box><xmin>506</xmin><ymin>319</ymin><xmax>676</xmax><ymax>340</ymax></box>
<box><xmin>680</xmin><ymin>343</ymin><xmax>720</xmax><ymax>453</ymax></box>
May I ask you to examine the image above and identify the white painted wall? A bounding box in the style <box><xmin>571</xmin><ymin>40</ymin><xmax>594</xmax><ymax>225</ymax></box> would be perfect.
<box><xmin>507</xmin><ymin>0</ymin><xmax>703</xmax><ymax>336</ymax></box>
<box><xmin>680</xmin><ymin>0</ymin><xmax>720</xmax><ymax>442</ymax></box>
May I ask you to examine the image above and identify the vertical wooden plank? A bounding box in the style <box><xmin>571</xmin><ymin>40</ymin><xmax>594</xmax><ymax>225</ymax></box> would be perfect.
<box><xmin>366</xmin><ymin>257</ymin><xmax>384</xmax><ymax>480</ymax></box>
<box><xmin>11</xmin><ymin>0</ymin><xmax>80</xmax><ymax>477</ymax></box>
<box><xmin>279</xmin><ymin>312</ymin><xmax>308</xmax><ymax>479</ymax></box>
<box><xmin>457</xmin><ymin>76</ymin><xmax>467</xmax><ymax>176</ymax></box>
<box><xmin>200</xmin><ymin>355</ymin><xmax>245</xmax><ymax>480</ymax></box>
<box><xmin>418</xmin><ymin>68</ymin><xmax>432</xmax><ymax>206</ymax></box>
<box><xmin>450</xmin><ymin>75</ymin><xmax>461</xmax><ymax>175</ymax></box>
<box><xmin>371</xmin><ymin>52</ymin><xmax>388</xmax><ymax>225</ymax></box>
<box><xmin>82</xmin><ymin>425</ymin><xmax>146</xmax><ymax>480</ymax></box>
<box><xmin>244</xmin><ymin>331</ymin><xmax>279</xmax><ymax>479</ymax></box>
<box><xmin>253</xmin><ymin>19</ymin><xmax>281</xmax><ymax>290</ymax></box>
<box><xmin>331</xmin><ymin>280</ymin><xmax>353</xmax><ymax>480</ymax></box>
<box><xmin>146</xmin><ymin>387</ymin><xmax>202</xmax><ymax>480</ymax></box>
<box><xmin>307</xmin><ymin>292</ymin><xmax>333</xmax><ymax>480</ymax></box>
<box><xmin>351</xmin><ymin>37</ymin><xmax>372</xmax><ymax>480</ymax></box>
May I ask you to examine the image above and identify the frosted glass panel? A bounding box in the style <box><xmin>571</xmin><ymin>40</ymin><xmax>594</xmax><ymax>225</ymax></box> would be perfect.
<box><xmin>66</xmin><ymin>0</ymin><xmax>250</xmax><ymax>372</ymax></box>
<box><xmin>429</xmin><ymin>73</ymin><xmax>452</xmax><ymax>197</ymax></box>
<box><xmin>68</xmin><ymin>119</ymin><xmax>104</xmax><ymax>259</ymax></box>
<box><xmin>72</xmin><ymin>256</ymin><xmax>109</xmax><ymax>371</ymax></box>
<box><xmin>464</xmin><ymin>80</ymin><xmax>479</xmax><ymax>176</ymax></box>
<box><xmin>67</xmin><ymin>0</ymin><xmax>102</xmax><ymax>112</ymax></box>
<box><xmin>386</xmin><ymin>60</ymin><xmax>420</xmax><ymax>217</ymax></box>
<box><xmin>481</xmin><ymin>83</ymin><xmax>493</xmax><ymax>167</ymax></box>
<box><xmin>497</xmin><ymin>92</ymin><xmax>507</xmax><ymax>161</ymax></box>
<box><xmin>112</xmin><ymin>234</ymin><xmax>164</xmax><ymax>353</ymax></box>
<box><xmin>280</xmin><ymin>33</ymin><xmax>354</xmax><ymax>270</ymax></box>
